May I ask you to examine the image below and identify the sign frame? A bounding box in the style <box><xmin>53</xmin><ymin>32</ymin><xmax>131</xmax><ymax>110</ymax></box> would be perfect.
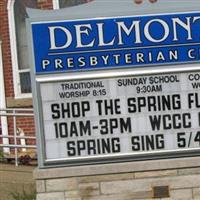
<box><xmin>27</xmin><ymin>3</ymin><xmax>200</xmax><ymax>168</ymax></box>
<box><xmin>35</xmin><ymin>67</ymin><xmax>200</xmax><ymax>167</ymax></box>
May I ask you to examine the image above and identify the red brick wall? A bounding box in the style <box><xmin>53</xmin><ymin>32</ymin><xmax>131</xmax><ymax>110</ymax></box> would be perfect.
<box><xmin>0</xmin><ymin>0</ymin><xmax>12</xmax><ymax>145</ymax></box>
<box><xmin>7</xmin><ymin>116</ymin><xmax>36</xmax><ymax>146</ymax></box>
<box><xmin>0</xmin><ymin>0</ymin><xmax>14</xmax><ymax>98</ymax></box>
<box><xmin>37</xmin><ymin>0</ymin><xmax>53</xmax><ymax>9</ymax></box>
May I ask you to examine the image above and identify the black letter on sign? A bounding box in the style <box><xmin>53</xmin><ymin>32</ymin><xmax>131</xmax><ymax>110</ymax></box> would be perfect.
<box><xmin>51</xmin><ymin>104</ymin><xmax>60</xmax><ymax>119</ymax></box>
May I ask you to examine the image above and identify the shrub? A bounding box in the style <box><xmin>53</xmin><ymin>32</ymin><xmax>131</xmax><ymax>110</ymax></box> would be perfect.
<box><xmin>0</xmin><ymin>148</ymin><xmax>4</xmax><ymax>162</ymax></box>
<box><xmin>10</xmin><ymin>188</ymin><xmax>36</xmax><ymax>200</ymax></box>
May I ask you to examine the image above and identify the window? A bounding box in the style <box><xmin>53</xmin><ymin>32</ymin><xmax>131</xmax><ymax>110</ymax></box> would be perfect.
<box><xmin>59</xmin><ymin>0</ymin><xmax>86</xmax><ymax>8</ymax></box>
<box><xmin>8</xmin><ymin>0</ymin><xmax>90</xmax><ymax>98</ymax></box>
<box><xmin>8</xmin><ymin>0</ymin><xmax>37</xmax><ymax>98</ymax></box>
<box><xmin>53</xmin><ymin>0</ymin><xmax>89</xmax><ymax>9</ymax></box>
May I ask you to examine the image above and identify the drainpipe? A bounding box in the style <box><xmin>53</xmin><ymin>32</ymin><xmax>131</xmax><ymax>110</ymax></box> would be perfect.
<box><xmin>0</xmin><ymin>41</ymin><xmax>10</xmax><ymax>153</ymax></box>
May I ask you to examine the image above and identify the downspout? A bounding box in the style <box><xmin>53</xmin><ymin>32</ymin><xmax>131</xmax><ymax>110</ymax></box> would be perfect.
<box><xmin>0</xmin><ymin>41</ymin><xmax>10</xmax><ymax>153</ymax></box>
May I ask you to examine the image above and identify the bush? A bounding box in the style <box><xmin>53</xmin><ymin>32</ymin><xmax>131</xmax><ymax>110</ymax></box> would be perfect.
<box><xmin>10</xmin><ymin>188</ymin><xmax>36</xmax><ymax>200</ymax></box>
<box><xmin>0</xmin><ymin>148</ymin><xmax>4</xmax><ymax>162</ymax></box>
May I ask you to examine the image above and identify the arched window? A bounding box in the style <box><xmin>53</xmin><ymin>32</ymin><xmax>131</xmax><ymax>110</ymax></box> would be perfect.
<box><xmin>8</xmin><ymin>0</ymin><xmax>90</xmax><ymax>98</ymax></box>
<box><xmin>59</xmin><ymin>0</ymin><xmax>86</xmax><ymax>8</ymax></box>
<box><xmin>8</xmin><ymin>0</ymin><xmax>37</xmax><ymax>98</ymax></box>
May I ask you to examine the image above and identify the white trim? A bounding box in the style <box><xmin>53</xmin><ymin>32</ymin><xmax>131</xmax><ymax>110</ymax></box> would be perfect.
<box><xmin>52</xmin><ymin>0</ymin><xmax>60</xmax><ymax>9</ymax></box>
<box><xmin>7</xmin><ymin>0</ymin><xmax>32</xmax><ymax>99</ymax></box>
<box><xmin>0</xmin><ymin>41</ymin><xmax>10</xmax><ymax>153</ymax></box>
<box><xmin>7</xmin><ymin>0</ymin><xmax>18</xmax><ymax>96</ymax></box>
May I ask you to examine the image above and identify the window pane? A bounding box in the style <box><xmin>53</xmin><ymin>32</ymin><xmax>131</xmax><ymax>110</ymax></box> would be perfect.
<box><xmin>14</xmin><ymin>0</ymin><xmax>37</xmax><ymax>70</ymax></box>
<box><xmin>19</xmin><ymin>72</ymin><xmax>32</xmax><ymax>94</ymax></box>
<box><xmin>59</xmin><ymin>0</ymin><xmax>86</xmax><ymax>8</ymax></box>
<box><xmin>14</xmin><ymin>0</ymin><xmax>37</xmax><ymax>95</ymax></box>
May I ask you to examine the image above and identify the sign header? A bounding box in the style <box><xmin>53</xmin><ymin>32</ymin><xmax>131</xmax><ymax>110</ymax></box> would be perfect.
<box><xmin>32</xmin><ymin>11</ymin><xmax>200</xmax><ymax>74</ymax></box>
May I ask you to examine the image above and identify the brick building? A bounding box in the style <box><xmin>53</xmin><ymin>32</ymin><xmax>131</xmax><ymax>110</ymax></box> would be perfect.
<box><xmin>2</xmin><ymin>1</ymin><xmax>200</xmax><ymax>200</ymax></box>
<box><xmin>0</xmin><ymin>0</ymin><xmax>90</xmax><ymax>155</ymax></box>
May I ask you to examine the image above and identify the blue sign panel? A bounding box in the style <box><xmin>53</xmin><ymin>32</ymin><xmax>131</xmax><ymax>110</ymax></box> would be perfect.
<box><xmin>32</xmin><ymin>11</ymin><xmax>200</xmax><ymax>74</ymax></box>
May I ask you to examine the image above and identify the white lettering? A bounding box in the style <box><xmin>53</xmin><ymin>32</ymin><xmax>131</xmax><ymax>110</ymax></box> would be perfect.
<box><xmin>172</xmin><ymin>17</ymin><xmax>192</xmax><ymax>41</ymax></box>
<box><xmin>42</xmin><ymin>60</ymin><xmax>50</xmax><ymax>69</ymax></box>
<box><xmin>144</xmin><ymin>19</ymin><xmax>169</xmax><ymax>42</ymax></box>
<box><xmin>67</xmin><ymin>58</ymin><xmax>74</xmax><ymax>68</ymax></box>
<box><xmin>54</xmin><ymin>59</ymin><xmax>63</xmax><ymax>69</ymax></box>
<box><xmin>113</xmin><ymin>54</ymin><xmax>121</xmax><ymax>64</ymax></box>
<box><xmin>169</xmin><ymin>50</ymin><xmax>178</xmax><ymax>60</ymax></box>
<box><xmin>125</xmin><ymin>54</ymin><xmax>132</xmax><ymax>64</ymax></box>
<box><xmin>157</xmin><ymin>52</ymin><xmax>165</xmax><ymax>61</ymax></box>
<box><xmin>117</xmin><ymin>21</ymin><xmax>142</xmax><ymax>45</ymax></box>
<box><xmin>97</xmin><ymin>23</ymin><xmax>115</xmax><ymax>46</ymax></box>
<box><xmin>90</xmin><ymin>56</ymin><xmax>98</xmax><ymax>66</ymax></box>
<box><xmin>136</xmin><ymin>53</ymin><xmax>144</xmax><ymax>62</ymax></box>
<box><xmin>75</xmin><ymin>24</ymin><xmax>95</xmax><ymax>48</ymax></box>
<box><xmin>49</xmin><ymin>26</ymin><xmax>72</xmax><ymax>50</ymax></box>
<box><xmin>188</xmin><ymin>49</ymin><xmax>195</xmax><ymax>59</ymax></box>
<box><xmin>101</xmin><ymin>55</ymin><xmax>109</xmax><ymax>65</ymax></box>
<box><xmin>78</xmin><ymin>57</ymin><xmax>86</xmax><ymax>67</ymax></box>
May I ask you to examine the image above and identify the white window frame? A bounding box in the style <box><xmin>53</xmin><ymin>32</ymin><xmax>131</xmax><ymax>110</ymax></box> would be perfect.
<box><xmin>7</xmin><ymin>0</ymin><xmax>32</xmax><ymax>99</ymax></box>
<box><xmin>0</xmin><ymin>41</ymin><xmax>10</xmax><ymax>153</ymax></box>
<box><xmin>53</xmin><ymin>0</ymin><xmax>60</xmax><ymax>9</ymax></box>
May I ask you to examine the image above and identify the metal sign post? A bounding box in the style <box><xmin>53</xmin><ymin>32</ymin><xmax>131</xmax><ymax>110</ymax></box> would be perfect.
<box><xmin>27</xmin><ymin>0</ymin><xmax>200</xmax><ymax>168</ymax></box>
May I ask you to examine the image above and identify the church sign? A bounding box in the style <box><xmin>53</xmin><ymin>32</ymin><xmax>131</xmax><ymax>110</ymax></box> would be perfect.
<box><xmin>32</xmin><ymin>11</ymin><xmax>200</xmax><ymax>74</ymax></box>
<box><xmin>28</xmin><ymin>10</ymin><xmax>200</xmax><ymax>167</ymax></box>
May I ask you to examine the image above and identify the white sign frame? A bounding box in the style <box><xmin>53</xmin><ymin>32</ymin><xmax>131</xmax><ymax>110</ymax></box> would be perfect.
<box><xmin>34</xmin><ymin>67</ymin><xmax>200</xmax><ymax>167</ymax></box>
